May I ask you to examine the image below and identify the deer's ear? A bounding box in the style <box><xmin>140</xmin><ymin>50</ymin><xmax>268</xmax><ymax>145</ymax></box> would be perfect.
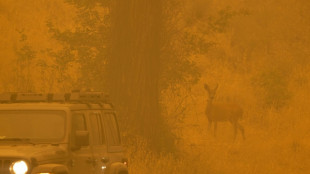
<box><xmin>204</xmin><ymin>84</ymin><xmax>210</xmax><ymax>92</ymax></box>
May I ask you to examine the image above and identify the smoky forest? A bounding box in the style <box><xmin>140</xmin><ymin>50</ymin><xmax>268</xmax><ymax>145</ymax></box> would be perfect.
<box><xmin>0</xmin><ymin>0</ymin><xmax>310</xmax><ymax>173</ymax></box>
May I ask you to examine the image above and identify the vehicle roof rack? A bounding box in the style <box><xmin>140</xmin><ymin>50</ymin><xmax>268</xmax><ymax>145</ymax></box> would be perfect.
<box><xmin>48</xmin><ymin>93</ymin><xmax>66</xmax><ymax>102</ymax></box>
<box><xmin>0</xmin><ymin>91</ymin><xmax>110</xmax><ymax>104</ymax></box>
<box><xmin>15</xmin><ymin>93</ymin><xmax>47</xmax><ymax>102</ymax></box>
<box><xmin>69</xmin><ymin>92</ymin><xmax>109</xmax><ymax>102</ymax></box>
<box><xmin>0</xmin><ymin>93</ymin><xmax>14</xmax><ymax>102</ymax></box>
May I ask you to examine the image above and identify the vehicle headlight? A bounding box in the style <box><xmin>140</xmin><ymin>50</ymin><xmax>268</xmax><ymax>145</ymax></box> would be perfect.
<box><xmin>10</xmin><ymin>160</ymin><xmax>28</xmax><ymax>174</ymax></box>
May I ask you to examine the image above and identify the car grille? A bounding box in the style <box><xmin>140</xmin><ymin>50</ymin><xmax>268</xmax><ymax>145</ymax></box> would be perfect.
<box><xmin>0</xmin><ymin>159</ymin><xmax>13</xmax><ymax>174</ymax></box>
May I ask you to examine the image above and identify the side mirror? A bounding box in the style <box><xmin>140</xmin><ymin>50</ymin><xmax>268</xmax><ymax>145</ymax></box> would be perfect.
<box><xmin>75</xmin><ymin>130</ymin><xmax>89</xmax><ymax>147</ymax></box>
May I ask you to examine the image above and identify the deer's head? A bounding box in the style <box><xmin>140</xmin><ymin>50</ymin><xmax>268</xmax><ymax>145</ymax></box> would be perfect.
<box><xmin>204</xmin><ymin>83</ymin><xmax>218</xmax><ymax>102</ymax></box>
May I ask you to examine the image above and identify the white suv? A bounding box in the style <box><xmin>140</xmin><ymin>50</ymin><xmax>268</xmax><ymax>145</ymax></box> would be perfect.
<box><xmin>0</xmin><ymin>92</ymin><xmax>128</xmax><ymax>174</ymax></box>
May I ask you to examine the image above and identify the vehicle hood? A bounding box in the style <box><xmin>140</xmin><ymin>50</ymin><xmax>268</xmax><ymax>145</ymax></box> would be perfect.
<box><xmin>0</xmin><ymin>144</ymin><xmax>68</xmax><ymax>163</ymax></box>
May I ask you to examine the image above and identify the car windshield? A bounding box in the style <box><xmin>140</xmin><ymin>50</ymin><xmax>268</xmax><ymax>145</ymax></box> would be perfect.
<box><xmin>0</xmin><ymin>110</ymin><xmax>66</xmax><ymax>141</ymax></box>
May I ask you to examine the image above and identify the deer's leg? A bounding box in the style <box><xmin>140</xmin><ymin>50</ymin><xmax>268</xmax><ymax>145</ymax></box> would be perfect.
<box><xmin>230</xmin><ymin>120</ymin><xmax>238</xmax><ymax>140</ymax></box>
<box><xmin>237</xmin><ymin>122</ymin><xmax>245</xmax><ymax>140</ymax></box>
<box><xmin>233</xmin><ymin>122</ymin><xmax>238</xmax><ymax>140</ymax></box>
<box><xmin>213</xmin><ymin>122</ymin><xmax>217</xmax><ymax>137</ymax></box>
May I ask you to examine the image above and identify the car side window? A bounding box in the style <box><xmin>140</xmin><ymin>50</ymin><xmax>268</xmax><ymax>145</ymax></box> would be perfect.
<box><xmin>102</xmin><ymin>113</ymin><xmax>121</xmax><ymax>146</ymax></box>
<box><xmin>72</xmin><ymin>113</ymin><xmax>88</xmax><ymax>147</ymax></box>
<box><xmin>89</xmin><ymin>112</ymin><xmax>106</xmax><ymax>145</ymax></box>
<box><xmin>73</xmin><ymin>113</ymin><xmax>87</xmax><ymax>131</ymax></box>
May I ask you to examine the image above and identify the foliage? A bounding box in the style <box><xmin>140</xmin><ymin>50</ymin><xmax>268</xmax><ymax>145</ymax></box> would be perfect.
<box><xmin>13</xmin><ymin>30</ymin><xmax>36</xmax><ymax>91</ymax></box>
<box><xmin>252</xmin><ymin>69</ymin><xmax>291</xmax><ymax>109</ymax></box>
<box><xmin>46</xmin><ymin>4</ymin><xmax>109</xmax><ymax>90</ymax></box>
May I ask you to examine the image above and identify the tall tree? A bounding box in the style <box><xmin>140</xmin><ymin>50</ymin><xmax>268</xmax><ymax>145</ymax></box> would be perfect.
<box><xmin>14</xmin><ymin>30</ymin><xmax>36</xmax><ymax>91</ymax></box>
<box><xmin>107</xmin><ymin>0</ymin><xmax>174</xmax><ymax>151</ymax></box>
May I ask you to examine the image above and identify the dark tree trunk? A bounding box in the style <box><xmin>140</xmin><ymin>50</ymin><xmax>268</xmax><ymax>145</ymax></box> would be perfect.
<box><xmin>108</xmin><ymin>0</ymin><xmax>173</xmax><ymax>151</ymax></box>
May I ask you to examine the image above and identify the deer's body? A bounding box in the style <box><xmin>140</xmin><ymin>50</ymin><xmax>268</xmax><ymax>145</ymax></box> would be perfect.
<box><xmin>204</xmin><ymin>84</ymin><xmax>245</xmax><ymax>140</ymax></box>
<box><xmin>206</xmin><ymin>103</ymin><xmax>243</xmax><ymax>122</ymax></box>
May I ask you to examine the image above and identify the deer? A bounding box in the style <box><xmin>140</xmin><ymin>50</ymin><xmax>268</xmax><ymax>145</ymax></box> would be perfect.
<box><xmin>204</xmin><ymin>83</ymin><xmax>245</xmax><ymax>140</ymax></box>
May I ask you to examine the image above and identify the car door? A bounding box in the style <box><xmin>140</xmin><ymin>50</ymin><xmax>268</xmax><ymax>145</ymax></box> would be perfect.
<box><xmin>69</xmin><ymin>112</ymin><xmax>96</xmax><ymax>174</ymax></box>
<box><xmin>88</xmin><ymin>111</ymin><xmax>109</xmax><ymax>174</ymax></box>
